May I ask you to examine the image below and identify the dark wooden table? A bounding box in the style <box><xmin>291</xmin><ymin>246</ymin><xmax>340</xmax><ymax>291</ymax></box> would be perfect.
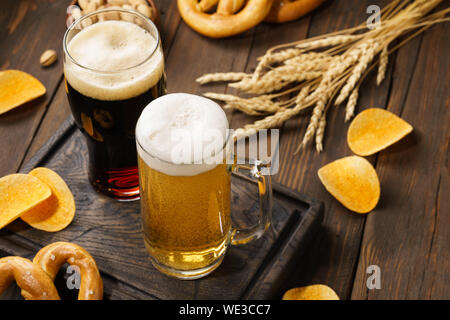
<box><xmin>0</xmin><ymin>0</ymin><xmax>448</xmax><ymax>299</ymax></box>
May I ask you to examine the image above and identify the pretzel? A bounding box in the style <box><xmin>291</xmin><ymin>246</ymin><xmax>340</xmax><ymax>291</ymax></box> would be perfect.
<box><xmin>265</xmin><ymin>0</ymin><xmax>325</xmax><ymax>23</ymax></box>
<box><xmin>0</xmin><ymin>256</ymin><xmax>60</xmax><ymax>300</ymax></box>
<box><xmin>177</xmin><ymin>0</ymin><xmax>273</xmax><ymax>38</ymax></box>
<box><xmin>33</xmin><ymin>242</ymin><xmax>103</xmax><ymax>300</ymax></box>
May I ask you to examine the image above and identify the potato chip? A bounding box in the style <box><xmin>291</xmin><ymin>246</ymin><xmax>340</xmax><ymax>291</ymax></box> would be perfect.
<box><xmin>0</xmin><ymin>70</ymin><xmax>46</xmax><ymax>115</ymax></box>
<box><xmin>318</xmin><ymin>156</ymin><xmax>380</xmax><ymax>214</ymax></box>
<box><xmin>21</xmin><ymin>168</ymin><xmax>75</xmax><ymax>232</ymax></box>
<box><xmin>0</xmin><ymin>174</ymin><xmax>51</xmax><ymax>229</ymax></box>
<box><xmin>347</xmin><ymin>108</ymin><xmax>413</xmax><ymax>156</ymax></box>
<box><xmin>283</xmin><ymin>285</ymin><xmax>339</xmax><ymax>300</ymax></box>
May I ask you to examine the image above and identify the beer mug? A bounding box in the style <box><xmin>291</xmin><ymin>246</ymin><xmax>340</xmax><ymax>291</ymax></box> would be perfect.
<box><xmin>136</xmin><ymin>93</ymin><xmax>273</xmax><ymax>279</ymax></box>
<box><xmin>63</xmin><ymin>9</ymin><xmax>166</xmax><ymax>201</ymax></box>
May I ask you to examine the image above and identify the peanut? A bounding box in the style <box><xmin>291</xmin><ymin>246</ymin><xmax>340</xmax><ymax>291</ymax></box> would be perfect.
<box><xmin>40</xmin><ymin>49</ymin><xmax>57</xmax><ymax>67</ymax></box>
<box><xmin>99</xmin><ymin>5</ymin><xmax>121</xmax><ymax>21</ymax></box>
<box><xmin>71</xmin><ymin>7</ymin><xmax>83</xmax><ymax>20</ymax></box>
<box><xmin>78</xmin><ymin>0</ymin><xmax>90</xmax><ymax>11</ymax></box>
<box><xmin>73</xmin><ymin>0</ymin><xmax>156</xmax><ymax>24</ymax></box>
<box><xmin>120</xmin><ymin>5</ymin><xmax>136</xmax><ymax>22</ymax></box>
<box><xmin>84</xmin><ymin>2</ymin><xmax>98</xmax><ymax>14</ymax></box>
<box><xmin>107</xmin><ymin>0</ymin><xmax>127</xmax><ymax>5</ymax></box>
<box><xmin>129</xmin><ymin>0</ymin><xmax>147</xmax><ymax>8</ymax></box>
<box><xmin>137</xmin><ymin>4</ymin><xmax>152</xmax><ymax>18</ymax></box>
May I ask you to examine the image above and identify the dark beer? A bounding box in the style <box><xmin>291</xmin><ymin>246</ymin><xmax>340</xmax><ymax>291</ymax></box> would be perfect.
<box><xmin>65</xmin><ymin>76</ymin><xmax>165</xmax><ymax>199</ymax></box>
<box><xmin>63</xmin><ymin>11</ymin><xmax>165</xmax><ymax>200</ymax></box>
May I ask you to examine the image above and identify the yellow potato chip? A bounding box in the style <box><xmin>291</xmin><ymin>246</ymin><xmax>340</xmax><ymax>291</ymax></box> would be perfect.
<box><xmin>0</xmin><ymin>174</ymin><xmax>51</xmax><ymax>229</ymax></box>
<box><xmin>347</xmin><ymin>108</ymin><xmax>413</xmax><ymax>156</ymax></box>
<box><xmin>21</xmin><ymin>168</ymin><xmax>75</xmax><ymax>232</ymax></box>
<box><xmin>318</xmin><ymin>156</ymin><xmax>380</xmax><ymax>214</ymax></box>
<box><xmin>283</xmin><ymin>285</ymin><xmax>339</xmax><ymax>300</ymax></box>
<box><xmin>0</xmin><ymin>70</ymin><xmax>46</xmax><ymax>115</ymax></box>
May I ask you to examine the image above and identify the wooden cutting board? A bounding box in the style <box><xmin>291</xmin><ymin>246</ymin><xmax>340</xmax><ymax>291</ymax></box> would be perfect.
<box><xmin>0</xmin><ymin>117</ymin><xmax>323</xmax><ymax>300</ymax></box>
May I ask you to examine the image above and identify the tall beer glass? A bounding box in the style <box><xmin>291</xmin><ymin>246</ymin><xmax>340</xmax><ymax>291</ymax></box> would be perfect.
<box><xmin>63</xmin><ymin>9</ymin><xmax>165</xmax><ymax>201</ymax></box>
<box><xmin>136</xmin><ymin>93</ymin><xmax>272</xmax><ymax>279</ymax></box>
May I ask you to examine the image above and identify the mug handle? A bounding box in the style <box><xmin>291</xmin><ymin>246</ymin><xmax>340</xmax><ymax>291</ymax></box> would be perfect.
<box><xmin>230</xmin><ymin>160</ymin><xmax>273</xmax><ymax>245</ymax></box>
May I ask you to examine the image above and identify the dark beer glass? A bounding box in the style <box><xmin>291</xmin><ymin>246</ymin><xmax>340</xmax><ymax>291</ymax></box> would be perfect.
<box><xmin>63</xmin><ymin>9</ymin><xmax>165</xmax><ymax>201</ymax></box>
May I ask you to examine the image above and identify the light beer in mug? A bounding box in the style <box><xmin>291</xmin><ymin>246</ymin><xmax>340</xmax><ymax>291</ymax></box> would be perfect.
<box><xmin>136</xmin><ymin>93</ymin><xmax>273</xmax><ymax>279</ymax></box>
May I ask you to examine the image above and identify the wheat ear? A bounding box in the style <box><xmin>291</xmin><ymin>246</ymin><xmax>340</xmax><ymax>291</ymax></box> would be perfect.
<box><xmin>345</xmin><ymin>88</ymin><xmax>359</xmax><ymax>121</ymax></box>
<box><xmin>296</xmin><ymin>35</ymin><xmax>362</xmax><ymax>50</ymax></box>
<box><xmin>233</xmin><ymin>86</ymin><xmax>310</xmax><ymax>140</ymax></box>
<box><xmin>196</xmin><ymin>72</ymin><xmax>249</xmax><ymax>84</ymax></box>
<box><xmin>335</xmin><ymin>41</ymin><xmax>380</xmax><ymax>105</ymax></box>
<box><xmin>377</xmin><ymin>46</ymin><xmax>389</xmax><ymax>85</ymax></box>
<box><xmin>315</xmin><ymin>112</ymin><xmax>327</xmax><ymax>153</ymax></box>
<box><xmin>204</xmin><ymin>93</ymin><xmax>281</xmax><ymax>115</ymax></box>
<box><xmin>229</xmin><ymin>71</ymin><xmax>320</xmax><ymax>94</ymax></box>
<box><xmin>295</xmin><ymin>86</ymin><xmax>329</xmax><ymax>154</ymax></box>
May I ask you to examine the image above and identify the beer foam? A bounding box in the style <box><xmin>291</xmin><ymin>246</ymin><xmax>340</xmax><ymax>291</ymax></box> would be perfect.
<box><xmin>136</xmin><ymin>93</ymin><xmax>229</xmax><ymax>176</ymax></box>
<box><xmin>64</xmin><ymin>20</ymin><xmax>164</xmax><ymax>101</ymax></box>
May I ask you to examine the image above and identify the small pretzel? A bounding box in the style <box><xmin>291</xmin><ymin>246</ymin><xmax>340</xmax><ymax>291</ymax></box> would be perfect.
<box><xmin>265</xmin><ymin>0</ymin><xmax>325</xmax><ymax>23</ymax></box>
<box><xmin>0</xmin><ymin>256</ymin><xmax>60</xmax><ymax>300</ymax></box>
<box><xmin>177</xmin><ymin>0</ymin><xmax>273</xmax><ymax>38</ymax></box>
<box><xmin>33</xmin><ymin>242</ymin><xmax>103</xmax><ymax>300</ymax></box>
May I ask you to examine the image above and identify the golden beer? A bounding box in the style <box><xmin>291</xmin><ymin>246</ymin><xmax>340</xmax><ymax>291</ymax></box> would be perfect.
<box><xmin>138</xmin><ymin>157</ymin><xmax>231</xmax><ymax>275</ymax></box>
<box><xmin>136</xmin><ymin>93</ymin><xmax>273</xmax><ymax>279</ymax></box>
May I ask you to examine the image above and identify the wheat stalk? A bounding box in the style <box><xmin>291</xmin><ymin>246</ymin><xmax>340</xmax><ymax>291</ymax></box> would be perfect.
<box><xmin>233</xmin><ymin>86</ymin><xmax>311</xmax><ymax>140</ymax></box>
<box><xmin>296</xmin><ymin>83</ymin><xmax>330</xmax><ymax>153</ymax></box>
<box><xmin>229</xmin><ymin>71</ymin><xmax>321</xmax><ymax>94</ymax></box>
<box><xmin>258</xmin><ymin>48</ymin><xmax>305</xmax><ymax>63</ymax></box>
<box><xmin>203</xmin><ymin>93</ymin><xmax>282</xmax><ymax>115</ymax></box>
<box><xmin>315</xmin><ymin>112</ymin><xmax>327</xmax><ymax>153</ymax></box>
<box><xmin>284</xmin><ymin>53</ymin><xmax>335</xmax><ymax>67</ymax></box>
<box><xmin>377</xmin><ymin>46</ymin><xmax>389</xmax><ymax>85</ymax></box>
<box><xmin>345</xmin><ymin>88</ymin><xmax>359</xmax><ymax>122</ymax></box>
<box><xmin>295</xmin><ymin>34</ymin><xmax>362</xmax><ymax>50</ymax></box>
<box><xmin>196</xmin><ymin>72</ymin><xmax>249</xmax><ymax>84</ymax></box>
<box><xmin>335</xmin><ymin>40</ymin><xmax>380</xmax><ymax>105</ymax></box>
<box><xmin>198</xmin><ymin>0</ymin><xmax>448</xmax><ymax>152</ymax></box>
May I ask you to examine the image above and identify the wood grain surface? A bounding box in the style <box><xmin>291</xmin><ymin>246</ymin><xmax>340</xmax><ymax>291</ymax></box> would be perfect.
<box><xmin>1</xmin><ymin>123</ymin><xmax>323</xmax><ymax>299</ymax></box>
<box><xmin>0</xmin><ymin>0</ymin><xmax>448</xmax><ymax>299</ymax></box>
